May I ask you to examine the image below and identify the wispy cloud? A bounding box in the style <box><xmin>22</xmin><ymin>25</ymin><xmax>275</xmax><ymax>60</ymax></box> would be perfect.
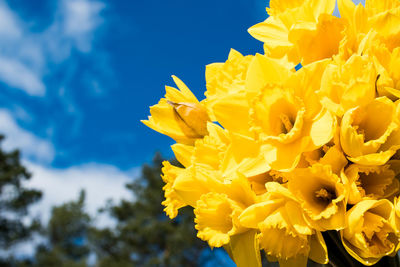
<box><xmin>0</xmin><ymin>0</ymin><xmax>106</xmax><ymax>96</ymax></box>
<box><xmin>0</xmin><ymin>56</ymin><xmax>45</xmax><ymax>95</ymax></box>
<box><xmin>0</xmin><ymin>109</ymin><xmax>55</xmax><ymax>164</ymax></box>
<box><xmin>62</xmin><ymin>0</ymin><xmax>105</xmax><ymax>52</ymax></box>
<box><xmin>0</xmin><ymin>1</ymin><xmax>21</xmax><ymax>39</ymax></box>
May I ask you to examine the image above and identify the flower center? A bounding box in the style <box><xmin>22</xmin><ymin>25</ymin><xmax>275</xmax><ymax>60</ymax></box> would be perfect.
<box><xmin>279</xmin><ymin>114</ymin><xmax>294</xmax><ymax>134</ymax></box>
<box><xmin>314</xmin><ymin>187</ymin><xmax>336</xmax><ymax>206</ymax></box>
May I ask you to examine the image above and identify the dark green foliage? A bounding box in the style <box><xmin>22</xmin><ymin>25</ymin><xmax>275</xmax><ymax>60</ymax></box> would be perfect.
<box><xmin>32</xmin><ymin>190</ymin><xmax>91</xmax><ymax>267</ymax></box>
<box><xmin>90</xmin><ymin>153</ymin><xmax>207</xmax><ymax>267</ymax></box>
<box><xmin>0</xmin><ymin>135</ymin><xmax>42</xmax><ymax>263</ymax></box>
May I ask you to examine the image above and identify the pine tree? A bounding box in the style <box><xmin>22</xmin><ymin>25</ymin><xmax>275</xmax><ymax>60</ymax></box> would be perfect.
<box><xmin>33</xmin><ymin>190</ymin><xmax>91</xmax><ymax>267</ymax></box>
<box><xmin>90</xmin><ymin>154</ymin><xmax>207</xmax><ymax>267</ymax></box>
<box><xmin>0</xmin><ymin>135</ymin><xmax>42</xmax><ymax>266</ymax></box>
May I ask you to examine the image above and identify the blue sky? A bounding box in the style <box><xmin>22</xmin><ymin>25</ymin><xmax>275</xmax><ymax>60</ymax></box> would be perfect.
<box><xmin>0</xmin><ymin>0</ymin><xmax>267</xmax><ymax>170</ymax></box>
<box><xmin>0</xmin><ymin>0</ymin><xmax>266</xmax><ymax>257</ymax></box>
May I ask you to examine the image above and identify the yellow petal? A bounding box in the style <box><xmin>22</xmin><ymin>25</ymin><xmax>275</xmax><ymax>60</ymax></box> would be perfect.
<box><xmin>228</xmin><ymin>230</ymin><xmax>261</xmax><ymax>267</ymax></box>
<box><xmin>171</xmin><ymin>143</ymin><xmax>194</xmax><ymax>167</ymax></box>
<box><xmin>309</xmin><ymin>109</ymin><xmax>336</xmax><ymax>147</ymax></box>
<box><xmin>289</xmin><ymin>14</ymin><xmax>345</xmax><ymax>65</ymax></box>
<box><xmin>309</xmin><ymin>231</ymin><xmax>329</xmax><ymax>264</ymax></box>
<box><xmin>169</xmin><ymin>75</ymin><xmax>198</xmax><ymax>103</ymax></box>
<box><xmin>278</xmin><ymin>254</ymin><xmax>308</xmax><ymax>267</ymax></box>
<box><xmin>211</xmin><ymin>92</ymin><xmax>252</xmax><ymax>137</ymax></box>
<box><xmin>194</xmin><ymin>192</ymin><xmax>244</xmax><ymax>247</ymax></box>
<box><xmin>245</xmin><ymin>54</ymin><xmax>291</xmax><ymax>100</ymax></box>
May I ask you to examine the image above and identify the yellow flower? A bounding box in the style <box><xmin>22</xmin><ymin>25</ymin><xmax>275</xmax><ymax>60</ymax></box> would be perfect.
<box><xmin>338</xmin><ymin>0</ymin><xmax>400</xmax><ymax>60</ymax></box>
<box><xmin>300</xmin><ymin>144</ymin><xmax>348</xmax><ymax>175</ymax></box>
<box><xmin>288</xmin><ymin>14</ymin><xmax>345</xmax><ymax>65</ymax></box>
<box><xmin>341</xmin><ymin>199</ymin><xmax>398</xmax><ymax>265</ymax></box>
<box><xmin>246</xmin><ymin>54</ymin><xmax>336</xmax><ymax>171</ymax></box>
<box><xmin>365</xmin><ymin>0</ymin><xmax>400</xmax><ymax>14</ymax></box>
<box><xmin>344</xmin><ymin>164</ymin><xmax>399</xmax><ymax>204</ymax></box>
<box><xmin>393</xmin><ymin>196</ymin><xmax>400</xmax><ymax>234</ymax></box>
<box><xmin>248</xmin><ymin>0</ymin><xmax>336</xmax><ymax>64</ymax></box>
<box><xmin>142</xmin><ymin>76</ymin><xmax>210</xmax><ymax>145</ymax></box>
<box><xmin>247</xmin><ymin>170</ymin><xmax>287</xmax><ymax>195</ymax></box>
<box><xmin>204</xmin><ymin>49</ymin><xmax>253</xmax><ymax>134</ymax></box>
<box><xmin>160</xmin><ymin>161</ymin><xmax>189</xmax><ymax>219</ymax></box>
<box><xmin>340</xmin><ymin>96</ymin><xmax>400</xmax><ymax>165</ymax></box>
<box><xmin>194</xmin><ymin>192</ymin><xmax>245</xmax><ymax>247</ymax></box>
<box><xmin>288</xmin><ymin>164</ymin><xmax>346</xmax><ymax>231</ymax></box>
<box><xmin>318</xmin><ymin>54</ymin><xmax>377</xmax><ymax>117</ymax></box>
<box><xmin>194</xmin><ymin>173</ymin><xmax>256</xmax><ymax>248</ymax></box>
<box><xmin>369</xmin><ymin>45</ymin><xmax>400</xmax><ymax>99</ymax></box>
<box><xmin>171</xmin><ymin>165</ymin><xmax>224</xmax><ymax>209</ymax></box>
<box><xmin>240</xmin><ymin>182</ymin><xmax>328</xmax><ymax>266</ymax></box>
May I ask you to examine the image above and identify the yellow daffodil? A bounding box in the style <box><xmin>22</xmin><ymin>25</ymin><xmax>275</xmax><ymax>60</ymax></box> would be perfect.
<box><xmin>161</xmin><ymin>161</ymin><xmax>189</xmax><ymax>219</ymax></box>
<box><xmin>341</xmin><ymin>199</ymin><xmax>398</xmax><ymax>265</ymax></box>
<box><xmin>365</xmin><ymin>0</ymin><xmax>400</xmax><ymax>15</ymax></box>
<box><xmin>247</xmin><ymin>170</ymin><xmax>287</xmax><ymax>195</ymax></box>
<box><xmin>144</xmin><ymin>0</ymin><xmax>400</xmax><ymax>265</ymax></box>
<box><xmin>340</xmin><ymin>96</ymin><xmax>400</xmax><ymax>165</ymax></box>
<box><xmin>194</xmin><ymin>173</ymin><xmax>257</xmax><ymax>252</ymax></box>
<box><xmin>248</xmin><ymin>0</ymin><xmax>336</xmax><ymax>64</ymax></box>
<box><xmin>369</xmin><ymin>45</ymin><xmax>400</xmax><ymax>99</ymax></box>
<box><xmin>194</xmin><ymin>192</ymin><xmax>246</xmax><ymax>247</ymax></box>
<box><xmin>247</xmin><ymin>54</ymin><xmax>336</xmax><ymax>171</ymax></box>
<box><xmin>393</xmin><ymin>197</ymin><xmax>400</xmax><ymax>234</ymax></box>
<box><xmin>205</xmin><ymin>49</ymin><xmax>253</xmax><ymax>134</ymax></box>
<box><xmin>318</xmin><ymin>54</ymin><xmax>377</xmax><ymax>117</ymax></box>
<box><xmin>142</xmin><ymin>76</ymin><xmax>210</xmax><ymax>145</ymax></box>
<box><xmin>338</xmin><ymin>0</ymin><xmax>400</xmax><ymax>60</ymax></box>
<box><xmin>240</xmin><ymin>182</ymin><xmax>328</xmax><ymax>267</ymax></box>
<box><xmin>344</xmin><ymin>164</ymin><xmax>399</xmax><ymax>204</ymax></box>
<box><xmin>288</xmin><ymin>164</ymin><xmax>346</xmax><ymax>231</ymax></box>
<box><xmin>300</xmin><ymin>144</ymin><xmax>348</xmax><ymax>175</ymax></box>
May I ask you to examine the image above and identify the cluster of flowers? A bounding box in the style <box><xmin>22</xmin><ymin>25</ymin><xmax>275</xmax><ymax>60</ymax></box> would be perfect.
<box><xmin>143</xmin><ymin>0</ymin><xmax>400</xmax><ymax>266</ymax></box>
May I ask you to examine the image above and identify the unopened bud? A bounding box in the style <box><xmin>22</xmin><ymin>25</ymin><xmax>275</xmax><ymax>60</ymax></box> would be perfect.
<box><xmin>168</xmin><ymin>101</ymin><xmax>210</xmax><ymax>138</ymax></box>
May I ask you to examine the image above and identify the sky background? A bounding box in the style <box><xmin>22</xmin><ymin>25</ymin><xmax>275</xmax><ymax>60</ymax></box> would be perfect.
<box><xmin>0</xmin><ymin>0</ymin><xmax>365</xmax><ymax>258</ymax></box>
<box><xmin>0</xmin><ymin>0</ymin><xmax>268</xmax><ymax>256</ymax></box>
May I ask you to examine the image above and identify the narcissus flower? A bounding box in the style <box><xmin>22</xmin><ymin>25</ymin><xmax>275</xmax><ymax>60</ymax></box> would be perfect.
<box><xmin>240</xmin><ymin>182</ymin><xmax>328</xmax><ymax>267</ymax></box>
<box><xmin>142</xmin><ymin>76</ymin><xmax>210</xmax><ymax>145</ymax></box>
<box><xmin>247</xmin><ymin>54</ymin><xmax>336</xmax><ymax>171</ymax></box>
<box><xmin>205</xmin><ymin>49</ymin><xmax>253</xmax><ymax>133</ymax></box>
<box><xmin>160</xmin><ymin>161</ymin><xmax>189</xmax><ymax>219</ymax></box>
<box><xmin>194</xmin><ymin>192</ymin><xmax>246</xmax><ymax>247</ymax></box>
<box><xmin>288</xmin><ymin>164</ymin><xmax>346</xmax><ymax>231</ymax></box>
<box><xmin>371</xmin><ymin>46</ymin><xmax>400</xmax><ymax>99</ymax></box>
<box><xmin>340</xmin><ymin>97</ymin><xmax>400</xmax><ymax>165</ymax></box>
<box><xmin>143</xmin><ymin>1</ymin><xmax>400</xmax><ymax>266</ymax></box>
<box><xmin>341</xmin><ymin>199</ymin><xmax>398</xmax><ymax>265</ymax></box>
<box><xmin>248</xmin><ymin>0</ymin><xmax>337</xmax><ymax>64</ymax></box>
<box><xmin>344</xmin><ymin>164</ymin><xmax>399</xmax><ymax>204</ymax></box>
<box><xmin>338</xmin><ymin>0</ymin><xmax>400</xmax><ymax>60</ymax></box>
<box><xmin>318</xmin><ymin>54</ymin><xmax>377</xmax><ymax>117</ymax></box>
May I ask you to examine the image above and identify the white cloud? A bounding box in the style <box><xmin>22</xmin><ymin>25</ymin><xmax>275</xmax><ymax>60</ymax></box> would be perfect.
<box><xmin>0</xmin><ymin>0</ymin><xmax>106</xmax><ymax>95</ymax></box>
<box><xmin>0</xmin><ymin>1</ymin><xmax>21</xmax><ymax>39</ymax></box>
<box><xmin>63</xmin><ymin>0</ymin><xmax>105</xmax><ymax>52</ymax></box>
<box><xmin>0</xmin><ymin>109</ymin><xmax>55</xmax><ymax>164</ymax></box>
<box><xmin>24</xmin><ymin>161</ymin><xmax>137</xmax><ymax>228</ymax></box>
<box><xmin>0</xmin><ymin>56</ymin><xmax>45</xmax><ymax>96</ymax></box>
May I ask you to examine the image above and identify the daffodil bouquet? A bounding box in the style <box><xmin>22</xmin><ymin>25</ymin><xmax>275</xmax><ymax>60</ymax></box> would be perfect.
<box><xmin>142</xmin><ymin>0</ymin><xmax>400</xmax><ymax>266</ymax></box>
